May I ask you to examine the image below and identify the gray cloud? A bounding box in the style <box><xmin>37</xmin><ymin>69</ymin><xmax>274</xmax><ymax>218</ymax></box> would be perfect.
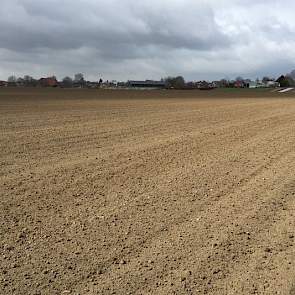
<box><xmin>1</xmin><ymin>0</ymin><xmax>295</xmax><ymax>81</ymax></box>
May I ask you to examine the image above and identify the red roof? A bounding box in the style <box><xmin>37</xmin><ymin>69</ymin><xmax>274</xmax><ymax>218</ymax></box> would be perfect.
<box><xmin>39</xmin><ymin>77</ymin><xmax>58</xmax><ymax>87</ymax></box>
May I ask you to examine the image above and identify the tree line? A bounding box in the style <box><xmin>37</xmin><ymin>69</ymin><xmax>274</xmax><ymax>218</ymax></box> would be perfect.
<box><xmin>4</xmin><ymin>69</ymin><xmax>295</xmax><ymax>89</ymax></box>
<box><xmin>6</xmin><ymin>73</ymin><xmax>102</xmax><ymax>87</ymax></box>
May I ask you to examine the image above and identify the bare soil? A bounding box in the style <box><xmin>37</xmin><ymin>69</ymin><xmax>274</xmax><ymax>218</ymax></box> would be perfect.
<box><xmin>1</xmin><ymin>88</ymin><xmax>295</xmax><ymax>294</ymax></box>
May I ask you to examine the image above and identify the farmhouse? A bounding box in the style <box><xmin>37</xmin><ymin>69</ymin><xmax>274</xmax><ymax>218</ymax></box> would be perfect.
<box><xmin>266</xmin><ymin>80</ymin><xmax>280</xmax><ymax>88</ymax></box>
<box><xmin>197</xmin><ymin>81</ymin><xmax>215</xmax><ymax>90</ymax></box>
<box><xmin>39</xmin><ymin>77</ymin><xmax>58</xmax><ymax>87</ymax></box>
<box><xmin>85</xmin><ymin>82</ymin><xmax>97</xmax><ymax>88</ymax></box>
<box><xmin>249</xmin><ymin>80</ymin><xmax>280</xmax><ymax>88</ymax></box>
<box><xmin>127</xmin><ymin>80</ymin><xmax>166</xmax><ymax>89</ymax></box>
<box><xmin>234</xmin><ymin>80</ymin><xmax>245</xmax><ymax>88</ymax></box>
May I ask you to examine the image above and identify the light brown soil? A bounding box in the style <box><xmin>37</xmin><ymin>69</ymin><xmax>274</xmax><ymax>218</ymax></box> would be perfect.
<box><xmin>1</xmin><ymin>88</ymin><xmax>295</xmax><ymax>295</ymax></box>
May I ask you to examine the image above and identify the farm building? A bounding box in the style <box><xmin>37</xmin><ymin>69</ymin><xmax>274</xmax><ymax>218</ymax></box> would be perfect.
<box><xmin>266</xmin><ymin>80</ymin><xmax>280</xmax><ymax>88</ymax></box>
<box><xmin>196</xmin><ymin>81</ymin><xmax>215</xmax><ymax>90</ymax></box>
<box><xmin>249</xmin><ymin>80</ymin><xmax>280</xmax><ymax>88</ymax></box>
<box><xmin>127</xmin><ymin>80</ymin><xmax>166</xmax><ymax>89</ymax></box>
<box><xmin>39</xmin><ymin>77</ymin><xmax>58</xmax><ymax>87</ymax></box>
<box><xmin>0</xmin><ymin>81</ymin><xmax>7</xmax><ymax>87</ymax></box>
<box><xmin>234</xmin><ymin>81</ymin><xmax>246</xmax><ymax>88</ymax></box>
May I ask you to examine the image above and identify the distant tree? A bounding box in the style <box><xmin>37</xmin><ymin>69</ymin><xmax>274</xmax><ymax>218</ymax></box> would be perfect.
<box><xmin>74</xmin><ymin>73</ymin><xmax>85</xmax><ymax>87</ymax></box>
<box><xmin>23</xmin><ymin>75</ymin><xmax>35</xmax><ymax>87</ymax></box>
<box><xmin>287</xmin><ymin>70</ymin><xmax>295</xmax><ymax>80</ymax></box>
<box><xmin>24</xmin><ymin>75</ymin><xmax>33</xmax><ymax>82</ymax></box>
<box><xmin>7</xmin><ymin>75</ymin><xmax>18</xmax><ymax>87</ymax></box>
<box><xmin>74</xmin><ymin>73</ymin><xmax>84</xmax><ymax>82</ymax></box>
<box><xmin>235</xmin><ymin>76</ymin><xmax>244</xmax><ymax>82</ymax></box>
<box><xmin>16</xmin><ymin>77</ymin><xmax>24</xmax><ymax>85</ymax></box>
<box><xmin>165</xmin><ymin>76</ymin><xmax>185</xmax><ymax>89</ymax></box>
<box><xmin>174</xmin><ymin>76</ymin><xmax>185</xmax><ymax>89</ymax></box>
<box><xmin>276</xmin><ymin>75</ymin><xmax>290</xmax><ymax>87</ymax></box>
<box><xmin>286</xmin><ymin>76</ymin><xmax>295</xmax><ymax>86</ymax></box>
<box><xmin>226</xmin><ymin>80</ymin><xmax>235</xmax><ymax>88</ymax></box>
<box><xmin>164</xmin><ymin>77</ymin><xmax>172</xmax><ymax>88</ymax></box>
<box><xmin>62</xmin><ymin>76</ymin><xmax>73</xmax><ymax>87</ymax></box>
<box><xmin>220</xmin><ymin>79</ymin><xmax>229</xmax><ymax>87</ymax></box>
<box><xmin>7</xmin><ymin>75</ymin><xmax>17</xmax><ymax>83</ymax></box>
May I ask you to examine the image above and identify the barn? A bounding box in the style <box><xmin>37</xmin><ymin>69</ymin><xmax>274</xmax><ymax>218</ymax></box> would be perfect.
<box><xmin>127</xmin><ymin>80</ymin><xmax>166</xmax><ymax>89</ymax></box>
<box><xmin>39</xmin><ymin>77</ymin><xmax>58</xmax><ymax>87</ymax></box>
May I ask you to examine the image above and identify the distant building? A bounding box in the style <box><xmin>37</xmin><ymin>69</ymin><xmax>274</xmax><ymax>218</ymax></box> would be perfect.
<box><xmin>234</xmin><ymin>81</ymin><xmax>245</xmax><ymax>88</ymax></box>
<box><xmin>101</xmin><ymin>80</ymin><xmax>117</xmax><ymax>88</ymax></box>
<box><xmin>196</xmin><ymin>81</ymin><xmax>215</xmax><ymax>90</ymax></box>
<box><xmin>248</xmin><ymin>80</ymin><xmax>280</xmax><ymax>88</ymax></box>
<box><xmin>0</xmin><ymin>81</ymin><xmax>7</xmax><ymax>87</ymax></box>
<box><xmin>212</xmin><ymin>81</ymin><xmax>225</xmax><ymax>88</ymax></box>
<box><xmin>186</xmin><ymin>81</ymin><xmax>198</xmax><ymax>89</ymax></box>
<box><xmin>249</xmin><ymin>81</ymin><xmax>257</xmax><ymax>88</ymax></box>
<box><xmin>117</xmin><ymin>82</ymin><xmax>127</xmax><ymax>88</ymax></box>
<box><xmin>73</xmin><ymin>79</ymin><xmax>86</xmax><ymax>88</ymax></box>
<box><xmin>127</xmin><ymin>80</ymin><xmax>166</xmax><ymax>89</ymax></box>
<box><xmin>16</xmin><ymin>78</ymin><xmax>25</xmax><ymax>87</ymax></box>
<box><xmin>234</xmin><ymin>80</ymin><xmax>251</xmax><ymax>88</ymax></box>
<box><xmin>7</xmin><ymin>81</ymin><xmax>17</xmax><ymax>87</ymax></box>
<box><xmin>85</xmin><ymin>81</ymin><xmax>100</xmax><ymax>88</ymax></box>
<box><xmin>265</xmin><ymin>80</ymin><xmax>280</xmax><ymax>88</ymax></box>
<box><xmin>39</xmin><ymin>77</ymin><xmax>58</xmax><ymax>87</ymax></box>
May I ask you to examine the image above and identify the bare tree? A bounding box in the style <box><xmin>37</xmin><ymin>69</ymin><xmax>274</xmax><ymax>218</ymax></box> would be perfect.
<box><xmin>235</xmin><ymin>76</ymin><xmax>244</xmax><ymax>82</ymax></box>
<box><xmin>23</xmin><ymin>75</ymin><xmax>35</xmax><ymax>87</ymax></box>
<box><xmin>220</xmin><ymin>78</ymin><xmax>229</xmax><ymax>87</ymax></box>
<box><xmin>16</xmin><ymin>77</ymin><xmax>24</xmax><ymax>86</ymax></box>
<box><xmin>74</xmin><ymin>73</ymin><xmax>85</xmax><ymax>87</ymax></box>
<box><xmin>74</xmin><ymin>73</ymin><xmax>84</xmax><ymax>82</ymax></box>
<box><xmin>288</xmin><ymin>70</ymin><xmax>295</xmax><ymax>80</ymax></box>
<box><xmin>7</xmin><ymin>75</ymin><xmax>17</xmax><ymax>83</ymax></box>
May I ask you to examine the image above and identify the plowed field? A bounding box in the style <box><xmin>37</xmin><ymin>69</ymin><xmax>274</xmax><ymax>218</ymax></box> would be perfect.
<box><xmin>1</xmin><ymin>88</ymin><xmax>295</xmax><ymax>294</ymax></box>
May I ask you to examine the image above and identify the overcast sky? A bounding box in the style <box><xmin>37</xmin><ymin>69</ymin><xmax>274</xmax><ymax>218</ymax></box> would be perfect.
<box><xmin>1</xmin><ymin>0</ymin><xmax>295</xmax><ymax>81</ymax></box>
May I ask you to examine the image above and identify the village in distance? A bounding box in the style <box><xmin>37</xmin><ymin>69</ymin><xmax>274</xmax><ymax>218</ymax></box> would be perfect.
<box><xmin>1</xmin><ymin>70</ymin><xmax>295</xmax><ymax>90</ymax></box>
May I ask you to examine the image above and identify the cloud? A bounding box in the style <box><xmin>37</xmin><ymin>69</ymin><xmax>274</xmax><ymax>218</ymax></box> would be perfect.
<box><xmin>0</xmin><ymin>0</ymin><xmax>295</xmax><ymax>81</ymax></box>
